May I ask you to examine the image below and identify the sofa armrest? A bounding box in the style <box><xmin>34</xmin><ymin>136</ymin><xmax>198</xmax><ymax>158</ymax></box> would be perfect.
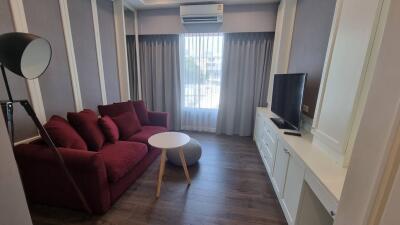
<box><xmin>14</xmin><ymin>144</ymin><xmax>111</xmax><ymax>213</ymax></box>
<box><xmin>148</xmin><ymin>111</ymin><xmax>169</xmax><ymax>129</ymax></box>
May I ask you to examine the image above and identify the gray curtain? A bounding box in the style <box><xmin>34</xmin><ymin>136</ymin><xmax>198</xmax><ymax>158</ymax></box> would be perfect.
<box><xmin>217</xmin><ymin>32</ymin><xmax>274</xmax><ymax>136</ymax></box>
<box><xmin>126</xmin><ymin>35</ymin><xmax>139</xmax><ymax>100</ymax></box>
<box><xmin>139</xmin><ymin>35</ymin><xmax>181</xmax><ymax>130</ymax></box>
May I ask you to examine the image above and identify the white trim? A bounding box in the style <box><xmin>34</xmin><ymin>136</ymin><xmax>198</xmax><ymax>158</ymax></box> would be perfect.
<box><xmin>14</xmin><ymin>136</ymin><xmax>40</xmax><ymax>146</ymax></box>
<box><xmin>134</xmin><ymin>9</ymin><xmax>142</xmax><ymax>100</ymax></box>
<box><xmin>113</xmin><ymin>0</ymin><xmax>131</xmax><ymax>101</ymax></box>
<box><xmin>124</xmin><ymin>1</ymin><xmax>136</xmax><ymax>11</ymax></box>
<box><xmin>312</xmin><ymin>0</ymin><xmax>344</xmax><ymax>129</ymax></box>
<box><xmin>312</xmin><ymin>130</ymin><xmax>344</xmax><ymax>164</ymax></box>
<box><xmin>58</xmin><ymin>0</ymin><xmax>83</xmax><ymax>112</ymax></box>
<box><xmin>9</xmin><ymin>0</ymin><xmax>47</xmax><ymax>123</ymax></box>
<box><xmin>266</xmin><ymin>0</ymin><xmax>298</xmax><ymax>105</ymax></box>
<box><xmin>91</xmin><ymin>0</ymin><xmax>108</xmax><ymax>105</ymax></box>
<box><xmin>342</xmin><ymin>0</ymin><xmax>388</xmax><ymax>167</ymax></box>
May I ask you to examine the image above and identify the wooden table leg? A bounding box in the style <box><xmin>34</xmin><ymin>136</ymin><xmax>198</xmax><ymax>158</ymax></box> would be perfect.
<box><xmin>179</xmin><ymin>147</ymin><xmax>191</xmax><ymax>185</ymax></box>
<box><xmin>156</xmin><ymin>149</ymin><xmax>167</xmax><ymax>198</ymax></box>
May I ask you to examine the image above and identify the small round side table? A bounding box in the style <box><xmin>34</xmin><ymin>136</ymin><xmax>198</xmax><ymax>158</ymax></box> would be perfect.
<box><xmin>148</xmin><ymin>132</ymin><xmax>191</xmax><ymax>198</ymax></box>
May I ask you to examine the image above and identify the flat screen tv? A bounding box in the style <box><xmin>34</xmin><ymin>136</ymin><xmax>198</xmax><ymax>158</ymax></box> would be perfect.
<box><xmin>271</xmin><ymin>73</ymin><xmax>307</xmax><ymax>130</ymax></box>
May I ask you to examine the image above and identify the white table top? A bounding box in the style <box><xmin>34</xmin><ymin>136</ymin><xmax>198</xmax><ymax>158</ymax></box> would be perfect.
<box><xmin>148</xmin><ymin>132</ymin><xmax>190</xmax><ymax>149</ymax></box>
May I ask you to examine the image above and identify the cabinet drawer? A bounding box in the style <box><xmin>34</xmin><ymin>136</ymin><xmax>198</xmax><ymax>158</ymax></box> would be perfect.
<box><xmin>263</xmin><ymin>120</ymin><xmax>278</xmax><ymax>157</ymax></box>
<box><xmin>264</xmin><ymin>140</ymin><xmax>276</xmax><ymax>173</ymax></box>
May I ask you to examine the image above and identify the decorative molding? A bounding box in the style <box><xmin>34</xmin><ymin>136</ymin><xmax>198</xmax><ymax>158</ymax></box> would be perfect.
<box><xmin>312</xmin><ymin>129</ymin><xmax>344</xmax><ymax>165</ymax></box>
<box><xmin>113</xmin><ymin>0</ymin><xmax>131</xmax><ymax>101</ymax></box>
<box><xmin>91</xmin><ymin>0</ymin><xmax>108</xmax><ymax>105</ymax></box>
<box><xmin>58</xmin><ymin>0</ymin><xmax>83</xmax><ymax>112</ymax></box>
<box><xmin>124</xmin><ymin>1</ymin><xmax>136</xmax><ymax>11</ymax></box>
<box><xmin>9</xmin><ymin>0</ymin><xmax>47</xmax><ymax>123</ymax></box>
<box><xmin>266</xmin><ymin>0</ymin><xmax>298</xmax><ymax>105</ymax></box>
<box><xmin>312</xmin><ymin>0</ymin><xmax>344</xmax><ymax>129</ymax></box>
<box><xmin>367</xmin><ymin>101</ymin><xmax>400</xmax><ymax>225</ymax></box>
<box><xmin>134</xmin><ymin>9</ymin><xmax>142</xmax><ymax>100</ymax></box>
<box><xmin>343</xmin><ymin>0</ymin><xmax>388</xmax><ymax>168</ymax></box>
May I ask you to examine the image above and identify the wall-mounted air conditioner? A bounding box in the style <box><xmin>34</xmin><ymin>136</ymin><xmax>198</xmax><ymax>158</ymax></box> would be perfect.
<box><xmin>180</xmin><ymin>4</ymin><xmax>224</xmax><ymax>24</ymax></box>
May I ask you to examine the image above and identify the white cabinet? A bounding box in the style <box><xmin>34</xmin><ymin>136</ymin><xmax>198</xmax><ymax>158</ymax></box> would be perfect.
<box><xmin>254</xmin><ymin>107</ymin><xmax>343</xmax><ymax>225</ymax></box>
<box><xmin>281</xmin><ymin>153</ymin><xmax>306</xmax><ymax>224</ymax></box>
<box><xmin>272</xmin><ymin>140</ymin><xmax>306</xmax><ymax>225</ymax></box>
<box><xmin>272</xmin><ymin>140</ymin><xmax>290</xmax><ymax>198</ymax></box>
<box><xmin>255</xmin><ymin>110</ymin><xmax>278</xmax><ymax>174</ymax></box>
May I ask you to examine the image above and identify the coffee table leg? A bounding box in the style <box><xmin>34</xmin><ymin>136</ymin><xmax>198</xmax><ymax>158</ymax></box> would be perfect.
<box><xmin>156</xmin><ymin>149</ymin><xmax>167</xmax><ymax>198</ymax></box>
<box><xmin>179</xmin><ymin>147</ymin><xmax>191</xmax><ymax>185</ymax></box>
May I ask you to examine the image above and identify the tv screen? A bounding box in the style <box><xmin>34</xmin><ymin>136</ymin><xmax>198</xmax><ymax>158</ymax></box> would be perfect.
<box><xmin>271</xmin><ymin>73</ymin><xmax>307</xmax><ymax>130</ymax></box>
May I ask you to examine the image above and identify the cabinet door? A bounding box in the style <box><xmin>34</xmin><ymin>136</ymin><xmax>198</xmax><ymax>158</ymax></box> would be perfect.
<box><xmin>272</xmin><ymin>141</ymin><xmax>290</xmax><ymax>198</ymax></box>
<box><xmin>281</xmin><ymin>154</ymin><xmax>306</xmax><ymax>224</ymax></box>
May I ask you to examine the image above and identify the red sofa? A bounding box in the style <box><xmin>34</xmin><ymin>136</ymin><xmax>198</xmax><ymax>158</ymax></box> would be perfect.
<box><xmin>14</xmin><ymin>101</ymin><xmax>168</xmax><ymax>214</ymax></box>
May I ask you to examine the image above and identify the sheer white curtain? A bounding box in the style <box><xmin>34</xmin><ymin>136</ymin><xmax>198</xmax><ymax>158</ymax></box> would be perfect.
<box><xmin>180</xmin><ymin>33</ymin><xmax>224</xmax><ymax>132</ymax></box>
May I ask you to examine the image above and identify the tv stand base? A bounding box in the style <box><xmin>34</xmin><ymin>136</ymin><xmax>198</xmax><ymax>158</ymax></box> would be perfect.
<box><xmin>270</xmin><ymin>118</ymin><xmax>296</xmax><ymax>130</ymax></box>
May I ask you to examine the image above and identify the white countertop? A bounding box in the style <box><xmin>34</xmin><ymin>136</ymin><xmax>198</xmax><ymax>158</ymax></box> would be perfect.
<box><xmin>258</xmin><ymin>107</ymin><xmax>347</xmax><ymax>201</ymax></box>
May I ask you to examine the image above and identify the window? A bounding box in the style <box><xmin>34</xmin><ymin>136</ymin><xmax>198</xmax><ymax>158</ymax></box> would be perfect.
<box><xmin>180</xmin><ymin>33</ymin><xmax>224</xmax><ymax>109</ymax></box>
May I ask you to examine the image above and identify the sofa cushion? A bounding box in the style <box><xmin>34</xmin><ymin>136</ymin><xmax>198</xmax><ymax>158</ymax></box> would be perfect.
<box><xmin>44</xmin><ymin>115</ymin><xmax>88</xmax><ymax>150</ymax></box>
<box><xmin>99</xmin><ymin>116</ymin><xmax>119</xmax><ymax>143</ymax></box>
<box><xmin>98</xmin><ymin>101</ymin><xmax>135</xmax><ymax>118</ymax></box>
<box><xmin>127</xmin><ymin>126</ymin><xmax>168</xmax><ymax>144</ymax></box>
<box><xmin>132</xmin><ymin>100</ymin><xmax>150</xmax><ymax>125</ymax></box>
<box><xmin>67</xmin><ymin>109</ymin><xmax>105</xmax><ymax>151</ymax></box>
<box><xmin>100</xmin><ymin>141</ymin><xmax>148</xmax><ymax>183</ymax></box>
<box><xmin>112</xmin><ymin>112</ymin><xmax>142</xmax><ymax>140</ymax></box>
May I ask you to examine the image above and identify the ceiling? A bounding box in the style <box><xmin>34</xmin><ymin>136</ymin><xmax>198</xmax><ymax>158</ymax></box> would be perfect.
<box><xmin>125</xmin><ymin>0</ymin><xmax>280</xmax><ymax>10</ymax></box>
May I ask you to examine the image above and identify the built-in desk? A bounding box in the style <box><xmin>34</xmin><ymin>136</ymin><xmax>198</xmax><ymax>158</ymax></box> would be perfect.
<box><xmin>254</xmin><ymin>107</ymin><xmax>347</xmax><ymax>225</ymax></box>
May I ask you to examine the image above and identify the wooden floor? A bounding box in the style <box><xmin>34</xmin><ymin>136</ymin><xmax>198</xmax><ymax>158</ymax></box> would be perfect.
<box><xmin>30</xmin><ymin>132</ymin><xmax>287</xmax><ymax>225</ymax></box>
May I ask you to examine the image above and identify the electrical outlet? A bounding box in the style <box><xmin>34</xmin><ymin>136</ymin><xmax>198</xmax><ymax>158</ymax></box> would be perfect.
<box><xmin>302</xmin><ymin>105</ymin><xmax>309</xmax><ymax>113</ymax></box>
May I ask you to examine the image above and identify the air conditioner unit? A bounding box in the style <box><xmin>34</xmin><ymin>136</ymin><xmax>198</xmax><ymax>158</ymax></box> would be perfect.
<box><xmin>180</xmin><ymin>4</ymin><xmax>224</xmax><ymax>24</ymax></box>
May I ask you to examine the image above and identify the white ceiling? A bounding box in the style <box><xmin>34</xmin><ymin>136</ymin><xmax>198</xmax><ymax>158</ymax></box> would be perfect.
<box><xmin>126</xmin><ymin>0</ymin><xmax>280</xmax><ymax>10</ymax></box>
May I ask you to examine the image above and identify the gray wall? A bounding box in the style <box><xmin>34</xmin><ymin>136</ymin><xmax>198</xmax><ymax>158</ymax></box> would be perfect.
<box><xmin>125</xmin><ymin>9</ymin><xmax>135</xmax><ymax>35</ymax></box>
<box><xmin>97</xmin><ymin>0</ymin><xmax>120</xmax><ymax>104</ymax></box>
<box><xmin>68</xmin><ymin>0</ymin><xmax>102</xmax><ymax>110</ymax></box>
<box><xmin>0</xmin><ymin>0</ymin><xmax>124</xmax><ymax>141</ymax></box>
<box><xmin>288</xmin><ymin>0</ymin><xmax>336</xmax><ymax>117</ymax></box>
<box><xmin>0</xmin><ymin>0</ymin><xmax>38</xmax><ymax>141</ymax></box>
<box><xmin>24</xmin><ymin>0</ymin><xmax>76</xmax><ymax>118</ymax></box>
<box><xmin>137</xmin><ymin>4</ymin><xmax>278</xmax><ymax>35</ymax></box>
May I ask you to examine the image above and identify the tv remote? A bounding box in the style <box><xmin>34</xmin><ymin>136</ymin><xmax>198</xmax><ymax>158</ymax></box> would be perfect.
<box><xmin>284</xmin><ymin>131</ymin><xmax>302</xmax><ymax>137</ymax></box>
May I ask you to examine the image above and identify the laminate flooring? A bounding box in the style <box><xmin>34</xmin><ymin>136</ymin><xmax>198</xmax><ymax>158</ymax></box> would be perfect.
<box><xmin>30</xmin><ymin>132</ymin><xmax>287</xmax><ymax>225</ymax></box>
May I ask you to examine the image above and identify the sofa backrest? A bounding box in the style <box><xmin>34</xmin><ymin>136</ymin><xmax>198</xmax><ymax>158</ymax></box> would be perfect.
<box><xmin>98</xmin><ymin>101</ymin><xmax>135</xmax><ymax>118</ymax></box>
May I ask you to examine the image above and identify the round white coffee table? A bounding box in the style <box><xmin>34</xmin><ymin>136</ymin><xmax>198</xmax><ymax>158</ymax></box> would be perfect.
<box><xmin>148</xmin><ymin>132</ymin><xmax>191</xmax><ymax>197</ymax></box>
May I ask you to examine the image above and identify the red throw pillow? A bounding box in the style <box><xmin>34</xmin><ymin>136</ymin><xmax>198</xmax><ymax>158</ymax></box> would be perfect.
<box><xmin>44</xmin><ymin>115</ymin><xmax>87</xmax><ymax>150</ymax></box>
<box><xmin>132</xmin><ymin>100</ymin><xmax>150</xmax><ymax>125</ymax></box>
<box><xmin>112</xmin><ymin>112</ymin><xmax>142</xmax><ymax>140</ymax></box>
<box><xmin>99</xmin><ymin>116</ymin><xmax>119</xmax><ymax>143</ymax></box>
<box><xmin>98</xmin><ymin>101</ymin><xmax>135</xmax><ymax>117</ymax></box>
<box><xmin>67</xmin><ymin>109</ymin><xmax>105</xmax><ymax>151</ymax></box>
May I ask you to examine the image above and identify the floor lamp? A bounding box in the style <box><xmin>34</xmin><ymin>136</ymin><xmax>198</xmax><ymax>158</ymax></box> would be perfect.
<box><xmin>0</xmin><ymin>32</ymin><xmax>92</xmax><ymax>214</ymax></box>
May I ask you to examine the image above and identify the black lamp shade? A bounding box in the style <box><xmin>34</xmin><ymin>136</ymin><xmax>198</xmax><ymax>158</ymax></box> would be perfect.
<box><xmin>0</xmin><ymin>32</ymin><xmax>51</xmax><ymax>79</ymax></box>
